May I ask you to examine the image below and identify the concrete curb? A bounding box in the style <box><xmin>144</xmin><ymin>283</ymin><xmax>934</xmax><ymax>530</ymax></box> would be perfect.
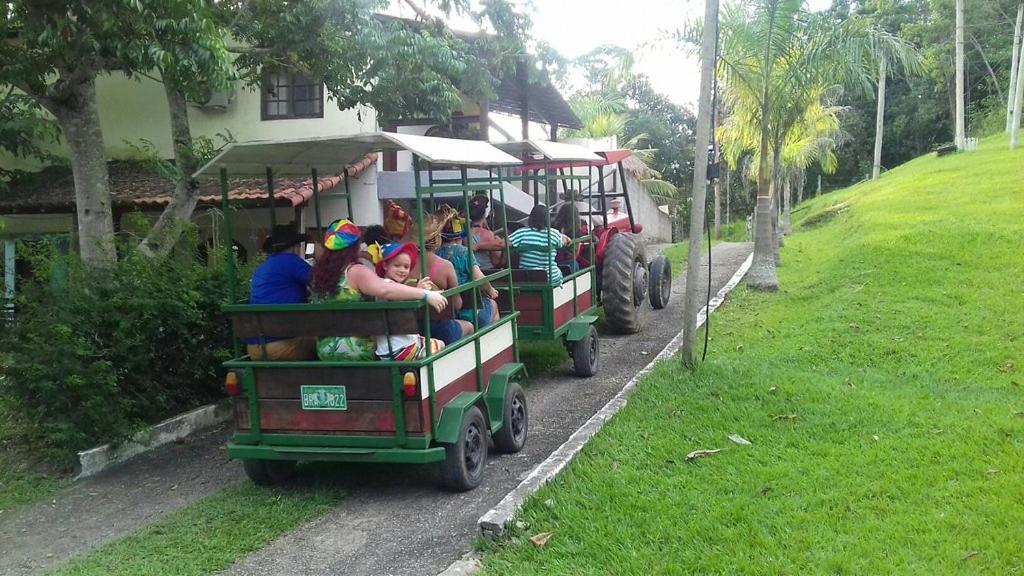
<box><xmin>477</xmin><ymin>253</ymin><xmax>753</xmax><ymax>537</ymax></box>
<box><xmin>76</xmin><ymin>401</ymin><xmax>232</xmax><ymax>480</ymax></box>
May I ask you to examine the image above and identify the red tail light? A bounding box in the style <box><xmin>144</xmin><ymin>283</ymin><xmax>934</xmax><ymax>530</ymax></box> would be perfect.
<box><xmin>403</xmin><ymin>372</ymin><xmax>418</xmax><ymax>399</ymax></box>
<box><xmin>225</xmin><ymin>372</ymin><xmax>241</xmax><ymax>396</ymax></box>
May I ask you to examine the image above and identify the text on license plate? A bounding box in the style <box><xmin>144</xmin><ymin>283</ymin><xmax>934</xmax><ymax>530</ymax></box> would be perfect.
<box><xmin>300</xmin><ymin>385</ymin><xmax>347</xmax><ymax>410</ymax></box>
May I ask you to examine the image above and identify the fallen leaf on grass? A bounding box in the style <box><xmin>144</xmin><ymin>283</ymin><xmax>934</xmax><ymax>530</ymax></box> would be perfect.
<box><xmin>772</xmin><ymin>414</ymin><xmax>798</xmax><ymax>421</ymax></box>
<box><xmin>768</xmin><ymin>386</ymin><xmax>777</xmax><ymax>393</ymax></box>
<box><xmin>530</xmin><ymin>532</ymin><xmax>553</xmax><ymax>548</ymax></box>
<box><xmin>685</xmin><ymin>449</ymin><xmax>721</xmax><ymax>461</ymax></box>
<box><xmin>962</xmin><ymin>551</ymin><xmax>979</xmax><ymax>561</ymax></box>
<box><xmin>728</xmin><ymin>434</ymin><xmax>752</xmax><ymax>446</ymax></box>
<box><xmin>872</xmin><ymin>435</ymin><xmax>879</xmax><ymax>441</ymax></box>
<box><xmin>987</xmin><ymin>469</ymin><xmax>1000</xmax><ymax>476</ymax></box>
<box><xmin>850</xmin><ymin>324</ymin><xmax>861</xmax><ymax>331</ymax></box>
<box><xmin>998</xmin><ymin>361</ymin><xmax>1015</xmax><ymax>373</ymax></box>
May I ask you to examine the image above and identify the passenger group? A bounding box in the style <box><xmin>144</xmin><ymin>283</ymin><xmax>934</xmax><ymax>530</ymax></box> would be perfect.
<box><xmin>246</xmin><ymin>196</ymin><xmax>582</xmax><ymax>362</ymax></box>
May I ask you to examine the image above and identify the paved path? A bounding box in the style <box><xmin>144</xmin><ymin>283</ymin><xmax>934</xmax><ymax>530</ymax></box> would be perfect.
<box><xmin>0</xmin><ymin>242</ymin><xmax>752</xmax><ymax>576</ymax></box>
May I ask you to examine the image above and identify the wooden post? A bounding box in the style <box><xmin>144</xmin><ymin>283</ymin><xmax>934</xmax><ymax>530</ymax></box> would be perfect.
<box><xmin>479</xmin><ymin>99</ymin><xmax>490</xmax><ymax>142</ymax></box>
<box><xmin>682</xmin><ymin>0</ymin><xmax>719</xmax><ymax>366</ymax></box>
<box><xmin>549</xmin><ymin>122</ymin><xmax>558</xmax><ymax>142</ymax></box>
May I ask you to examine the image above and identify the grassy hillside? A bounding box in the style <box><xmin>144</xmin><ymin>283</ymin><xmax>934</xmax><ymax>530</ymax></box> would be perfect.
<box><xmin>480</xmin><ymin>136</ymin><xmax>1023</xmax><ymax>574</ymax></box>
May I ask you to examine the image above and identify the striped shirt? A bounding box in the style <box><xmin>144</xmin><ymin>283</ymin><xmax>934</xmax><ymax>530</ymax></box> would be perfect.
<box><xmin>508</xmin><ymin>227</ymin><xmax>566</xmax><ymax>285</ymax></box>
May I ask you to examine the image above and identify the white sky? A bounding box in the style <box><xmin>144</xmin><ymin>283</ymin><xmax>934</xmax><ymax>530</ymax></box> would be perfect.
<box><xmin>391</xmin><ymin>0</ymin><xmax>835</xmax><ymax>110</ymax></box>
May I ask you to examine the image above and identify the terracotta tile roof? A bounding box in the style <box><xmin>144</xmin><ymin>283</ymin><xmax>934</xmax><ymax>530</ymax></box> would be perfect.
<box><xmin>0</xmin><ymin>153</ymin><xmax>377</xmax><ymax>214</ymax></box>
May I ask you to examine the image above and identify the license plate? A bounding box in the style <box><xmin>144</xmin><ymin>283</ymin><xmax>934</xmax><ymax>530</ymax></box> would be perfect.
<box><xmin>300</xmin><ymin>385</ymin><xmax>347</xmax><ymax>410</ymax></box>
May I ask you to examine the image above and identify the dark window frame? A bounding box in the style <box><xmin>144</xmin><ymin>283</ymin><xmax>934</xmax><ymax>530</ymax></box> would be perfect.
<box><xmin>261</xmin><ymin>72</ymin><xmax>324</xmax><ymax>121</ymax></box>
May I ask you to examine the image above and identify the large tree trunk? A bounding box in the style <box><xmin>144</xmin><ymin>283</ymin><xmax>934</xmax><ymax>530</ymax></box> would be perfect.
<box><xmin>1008</xmin><ymin>4</ymin><xmax>1023</xmax><ymax>133</ymax></box>
<box><xmin>1012</xmin><ymin>31</ymin><xmax>1024</xmax><ymax>149</ymax></box>
<box><xmin>45</xmin><ymin>75</ymin><xmax>117</xmax><ymax>269</ymax></box>
<box><xmin>747</xmin><ymin>114</ymin><xmax>779</xmax><ymax>291</ymax></box>
<box><xmin>771</xmin><ymin>146</ymin><xmax>783</xmax><ymax>252</ymax></box>
<box><xmin>797</xmin><ymin>170</ymin><xmax>805</xmax><ymax>204</ymax></box>
<box><xmin>955</xmin><ymin>0</ymin><xmax>966</xmax><ymax>150</ymax></box>
<box><xmin>872</xmin><ymin>58</ymin><xmax>887</xmax><ymax>180</ymax></box>
<box><xmin>139</xmin><ymin>77</ymin><xmax>202</xmax><ymax>258</ymax></box>
<box><xmin>681</xmin><ymin>0</ymin><xmax>719</xmax><ymax>365</ymax></box>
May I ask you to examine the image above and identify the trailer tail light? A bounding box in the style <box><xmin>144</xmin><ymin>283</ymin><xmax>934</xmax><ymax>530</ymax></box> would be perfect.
<box><xmin>403</xmin><ymin>372</ymin><xmax>418</xmax><ymax>399</ymax></box>
<box><xmin>225</xmin><ymin>371</ymin><xmax>241</xmax><ymax>396</ymax></box>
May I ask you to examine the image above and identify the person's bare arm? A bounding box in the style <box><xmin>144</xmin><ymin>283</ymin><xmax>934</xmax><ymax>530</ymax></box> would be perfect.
<box><xmin>347</xmin><ymin>264</ymin><xmax>447</xmax><ymax>311</ymax></box>
<box><xmin>472</xmin><ymin>230</ymin><xmax>505</xmax><ymax>251</ymax></box>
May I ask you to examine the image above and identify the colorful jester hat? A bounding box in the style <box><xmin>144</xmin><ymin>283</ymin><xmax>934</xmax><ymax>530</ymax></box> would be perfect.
<box><xmin>323</xmin><ymin>219</ymin><xmax>362</xmax><ymax>251</ymax></box>
<box><xmin>375</xmin><ymin>242</ymin><xmax>420</xmax><ymax>277</ymax></box>
<box><xmin>438</xmin><ymin>205</ymin><xmax>468</xmax><ymax>241</ymax></box>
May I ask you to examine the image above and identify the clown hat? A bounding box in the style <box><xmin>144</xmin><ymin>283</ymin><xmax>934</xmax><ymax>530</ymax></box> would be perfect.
<box><xmin>323</xmin><ymin>219</ymin><xmax>362</xmax><ymax>251</ymax></box>
<box><xmin>376</xmin><ymin>242</ymin><xmax>420</xmax><ymax>277</ymax></box>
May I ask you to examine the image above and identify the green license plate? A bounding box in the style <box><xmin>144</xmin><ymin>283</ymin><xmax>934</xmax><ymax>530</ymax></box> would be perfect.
<box><xmin>300</xmin><ymin>385</ymin><xmax>347</xmax><ymax>410</ymax></box>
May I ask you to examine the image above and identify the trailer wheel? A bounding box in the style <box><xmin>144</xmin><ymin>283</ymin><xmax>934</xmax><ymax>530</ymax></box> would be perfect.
<box><xmin>572</xmin><ymin>325</ymin><xmax>600</xmax><ymax>377</ymax></box>
<box><xmin>601</xmin><ymin>232</ymin><xmax>647</xmax><ymax>334</ymax></box>
<box><xmin>242</xmin><ymin>459</ymin><xmax>296</xmax><ymax>486</ymax></box>
<box><xmin>492</xmin><ymin>382</ymin><xmax>528</xmax><ymax>454</ymax></box>
<box><xmin>441</xmin><ymin>406</ymin><xmax>488</xmax><ymax>491</ymax></box>
<box><xmin>649</xmin><ymin>254</ymin><xmax>672</xmax><ymax>309</ymax></box>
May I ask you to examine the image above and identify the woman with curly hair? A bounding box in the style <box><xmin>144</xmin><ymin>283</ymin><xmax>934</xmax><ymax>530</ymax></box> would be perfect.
<box><xmin>310</xmin><ymin>219</ymin><xmax>447</xmax><ymax>361</ymax></box>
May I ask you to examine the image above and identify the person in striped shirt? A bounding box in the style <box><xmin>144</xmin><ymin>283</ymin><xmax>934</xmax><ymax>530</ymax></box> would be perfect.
<box><xmin>508</xmin><ymin>204</ymin><xmax>571</xmax><ymax>285</ymax></box>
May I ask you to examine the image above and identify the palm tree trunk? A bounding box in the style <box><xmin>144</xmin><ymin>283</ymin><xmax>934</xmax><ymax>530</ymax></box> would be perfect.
<box><xmin>955</xmin><ymin>0</ymin><xmax>966</xmax><ymax>150</ymax></box>
<box><xmin>139</xmin><ymin>76</ymin><xmax>201</xmax><ymax>258</ymax></box>
<box><xmin>747</xmin><ymin>112</ymin><xmax>779</xmax><ymax>290</ymax></box>
<box><xmin>782</xmin><ymin>174</ymin><xmax>792</xmax><ymax>235</ymax></box>
<box><xmin>724</xmin><ymin>168</ymin><xmax>731</xmax><ymax>228</ymax></box>
<box><xmin>1012</xmin><ymin>33</ymin><xmax>1024</xmax><ymax>148</ymax></box>
<box><xmin>797</xmin><ymin>170</ymin><xmax>805</xmax><ymax>204</ymax></box>
<box><xmin>872</xmin><ymin>58</ymin><xmax>887</xmax><ymax>180</ymax></box>
<box><xmin>713</xmin><ymin>99</ymin><xmax>721</xmax><ymax>239</ymax></box>
<box><xmin>682</xmin><ymin>0</ymin><xmax>720</xmax><ymax>364</ymax></box>
<box><xmin>771</xmin><ymin>146</ymin><xmax>783</xmax><ymax>252</ymax></box>
<box><xmin>1008</xmin><ymin>4</ymin><xmax>1023</xmax><ymax>133</ymax></box>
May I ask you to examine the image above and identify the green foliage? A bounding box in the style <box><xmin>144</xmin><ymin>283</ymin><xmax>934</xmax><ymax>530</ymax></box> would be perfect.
<box><xmin>48</xmin><ymin>483</ymin><xmax>339</xmax><ymax>576</ymax></box>
<box><xmin>0</xmin><ymin>90</ymin><xmax>60</xmax><ymax>185</ymax></box>
<box><xmin>478</xmin><ymin>136</ymin><xmax>1024</xmax><ymax>574</ymax></box>
<box><xmin>0</xmin><ymin>227</ymin><xmax>252</xmax><ymax>463</ymax></box>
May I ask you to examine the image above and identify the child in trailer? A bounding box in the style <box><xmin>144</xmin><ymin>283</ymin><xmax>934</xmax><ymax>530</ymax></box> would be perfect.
<box><xmin>310</xmin><ymin>219</ymin><xmax>447</xmax><ymax>361</ymax></box>
<box><xmin>435</xmin><ymin>207</ymin><xmax>500</xmax><ymax>328</ymax></box>
<box><xmin>374</xmin><ymin>242</ymin><xmax>445</xmax><ymax>360</ymax></box>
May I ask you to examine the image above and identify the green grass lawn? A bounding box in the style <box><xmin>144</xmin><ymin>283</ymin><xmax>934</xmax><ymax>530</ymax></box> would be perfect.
<box><xmin>479</xmin><ymin>136</ymin><xmax>1024</xmax><ymax>574</ymax></box>
<box><xmin>48</xmin><ymin>482</ymin><xmax>339</xmax><ymax>576</ymax></box>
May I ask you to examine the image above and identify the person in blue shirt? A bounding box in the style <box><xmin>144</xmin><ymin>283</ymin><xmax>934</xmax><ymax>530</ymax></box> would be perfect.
<box><xmin>246</xmin><ymin>225</ymin><xmax>315</xmax><ymax>360</ymax></box>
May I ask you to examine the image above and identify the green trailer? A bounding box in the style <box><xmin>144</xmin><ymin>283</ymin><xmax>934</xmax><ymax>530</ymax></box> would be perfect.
<box><xmin>196</xmin><ymin>132</ymin><xmax>528</xmax><ymax>491</ymax></box>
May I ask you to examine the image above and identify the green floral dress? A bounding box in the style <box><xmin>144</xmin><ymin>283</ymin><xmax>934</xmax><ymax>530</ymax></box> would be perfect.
<box><xmin>314</xmin><ymin>267</ymin><xmax>376</xmax><ymax>361</ymax></box>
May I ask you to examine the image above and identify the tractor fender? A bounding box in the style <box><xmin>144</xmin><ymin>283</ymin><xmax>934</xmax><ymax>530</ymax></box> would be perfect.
<box><xmin>434</xmin><ymin>391</ymin><xmax>484</xmax><ymax>445</ymax></box>
<box><xmin>483</xmin><ymin>363</ymin><xmax>526</xmax><ymax>435</ymax></box>
<box><xmin>595</xmin><ymin>226</ymin><xmax>619</xmax><ymax>265</ymax></box>
<box><xmin>565</xmin><ymin>315</ymin><xmax>599</xmax><ymax>342</ymax></box>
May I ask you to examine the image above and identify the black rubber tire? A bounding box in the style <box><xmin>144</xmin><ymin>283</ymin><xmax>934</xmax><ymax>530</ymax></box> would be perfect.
<box><xmin>242</xmin><ymin>459</ymin><xmax>297</xmax><ymax>486</ymax></box>
<box><xmin>601</xmin><ymin>232</ymin><xmax>647</xmax><ymax>334</ymax></box>
<box><xmin>492</xmin><ymin>382</ymin><xmax>528</xmax><ymax>454</ymax></box>
<box><xmin>440</xmin><ymin>406</ymin><xmax>488</xmax><ymax>491</ymax></box>
<box><xmin>571</xmin><ymin>325</ymin><xmax>600</xmax><ymax>377</ymax></box>
<box><xmin>649</xmin><ymin>254</ymin><xmax>672</xmax><ymax>310</ymax></box>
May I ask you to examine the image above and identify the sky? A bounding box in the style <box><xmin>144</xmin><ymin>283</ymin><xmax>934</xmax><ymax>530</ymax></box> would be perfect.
<box><xmin>392</xmin><ymin>0</ymin><xmax>835</xmax><ymax>110</ymax></box>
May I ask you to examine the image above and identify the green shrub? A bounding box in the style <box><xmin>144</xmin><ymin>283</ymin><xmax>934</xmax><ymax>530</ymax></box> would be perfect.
<box><xmin>0</xmin><ymin>231</ymin><xmax>252</xmax><ymax>465</ymax></box>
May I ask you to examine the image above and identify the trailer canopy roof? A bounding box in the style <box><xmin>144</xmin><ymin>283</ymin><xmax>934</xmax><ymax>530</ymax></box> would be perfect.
<box><xmin>494</xmin><ymin>140</ymin><xmax>602</xmax><ymax>162</ymax></box>
<box><xmin>194</xmin><ymin>132</ymin><xmax>521</xmax><ymax>178</ymax></box>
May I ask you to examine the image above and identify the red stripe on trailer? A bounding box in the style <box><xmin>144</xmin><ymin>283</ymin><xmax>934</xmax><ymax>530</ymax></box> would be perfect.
<box><xmin>236</xmin><ymin>399</ymin><xmax>424</xmax><ymax>434</ymax></box>
<box><xmin>553</xmin><ymin>290</ymin><xmax>593</xmax><ymax>329</ymax></box>
<box><xmin>419</xmin><ymin>344</ymin><xmax>517</xmax><ymax>434</ymax></box>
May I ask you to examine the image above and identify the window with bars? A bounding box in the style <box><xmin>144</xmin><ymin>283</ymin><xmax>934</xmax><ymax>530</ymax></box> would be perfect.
<box><xmin>261</xmin><ymin>72</ymin><xmax>324</xmax><ymax>120</ymax></box>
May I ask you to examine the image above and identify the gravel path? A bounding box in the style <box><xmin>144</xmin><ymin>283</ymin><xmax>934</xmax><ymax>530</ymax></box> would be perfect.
<box><xmin>0</xmin><ymin>242</ymin><xmax>752</xmax><ymax>576</ymax></box>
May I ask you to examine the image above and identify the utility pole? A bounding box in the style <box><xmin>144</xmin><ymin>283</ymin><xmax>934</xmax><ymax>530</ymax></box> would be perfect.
<box><xmin>682</xmin><ymin>0</ymin><xmax>719</xmax><ymax>366</ymax></box>
<box><xmin>872</xmin><ymin>58</ymin><xmax>887</xmax><ymax>180</ymax></box>
<box><xmin>955</xmin><ymin>0</ymin><xmax>966</xmax><ymax>150</ymax></box>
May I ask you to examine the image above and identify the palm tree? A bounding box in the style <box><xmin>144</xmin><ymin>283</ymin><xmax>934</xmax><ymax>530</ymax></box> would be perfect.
<box><xmin>715</xmin><ymin>0</ymin><xmax>916</xmax><ymax>290</ymax></box>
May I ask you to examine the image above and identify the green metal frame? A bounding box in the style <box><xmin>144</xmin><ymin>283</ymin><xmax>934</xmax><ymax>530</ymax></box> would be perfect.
<box><xmin>219</xmin><ymin>151</ymin><xmax>522</xmax><ymax>466</ymax></box>
<box><xmin>499</xmin><ymin>158</ymin><xmax>599</xmax><ymax>343</ymax></box>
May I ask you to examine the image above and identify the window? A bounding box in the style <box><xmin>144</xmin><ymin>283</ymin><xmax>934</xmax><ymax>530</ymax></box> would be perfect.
<box><xmin>262</xmin><ymin>72</ymin><xmax>324</xmax><ymax>120</ymax></box>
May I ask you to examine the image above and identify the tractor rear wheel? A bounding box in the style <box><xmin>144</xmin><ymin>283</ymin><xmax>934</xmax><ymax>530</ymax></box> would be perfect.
<box><xmin>601</xmin><ymin>232</ymin><xmax>647</xmax><ymax>334</ymax></box>
<box><xmin>243</xmin><ymin>459</ymin><xmax>296</xmax><ymax>486</ymax></box>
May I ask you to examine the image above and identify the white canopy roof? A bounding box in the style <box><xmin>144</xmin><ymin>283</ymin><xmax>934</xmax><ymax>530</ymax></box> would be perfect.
<box><xmin>194</xmin><ymin>132</ymin><xmax>522</xmax><ymax>178</ymax></box>
<box><xmin>494</xmin><ymin>140</ymin><xmax>602</xmax><ymax>162</ymax></box>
